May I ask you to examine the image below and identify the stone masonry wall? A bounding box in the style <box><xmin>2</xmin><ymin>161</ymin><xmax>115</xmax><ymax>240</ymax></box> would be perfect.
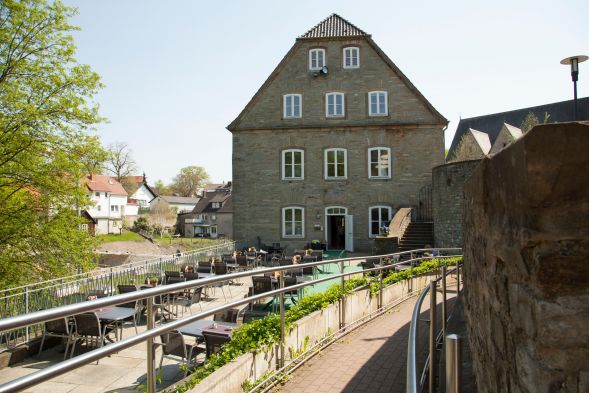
<box><xmin>463</xmin><ymin>122</ymin><xmax>589</xmax><ymax>393</ymax></box>
<box><xmin>233</xmin><ymin>126</ymin><xmax>443</xmax><ymax>252</ymax></box>
<box><xmin>432</xmin><ymin>160</ymin><xmax>480</xmax><ymax>248</ymax></box>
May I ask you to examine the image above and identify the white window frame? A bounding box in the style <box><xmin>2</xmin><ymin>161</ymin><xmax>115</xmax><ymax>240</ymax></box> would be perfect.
<box><xmin>343</xmin><ymin>47</ymin><xmax>359</xmax><ymax>69</ymax></box>
<box><xmin>309</xmin><ymin>48</ymin><xmax>325</xmax><ymax>71</ymax></box>
<box><xmin>282</xmin><ymin>207</ymin><xmax>304</xmax><ymax>238</ymax></box>
<box><xmin>368</xmin><ymin>206</ymin><xmax>392</xmax><ymax>238</ymax></box>
<box><xmin>324</xmin><ymin>148</ymin><xmax>348</xmax><ymax>179</ymax></box>
<box><xmin>368</xmin><ymin>91</ymin><xmax>388</xmax><ymax>116</ymax></box>
<box><xmin>282</xmin><ymin>149</ymin><xmax>304</xmax><ymax>180</ymax></box>
<box><xmin>326</xmin><ymin>92</ymin><xmax>345</xmax><ymax>117</ymax></box>
<box><xmin>368</xmin><ymin>147</ymin><xmax>392</xmax><ymax>179</ymax></box>
<box><xmin>283</xmin><ymin>94</ymin><xmax>302</xmax><ymax>118</ymax></box>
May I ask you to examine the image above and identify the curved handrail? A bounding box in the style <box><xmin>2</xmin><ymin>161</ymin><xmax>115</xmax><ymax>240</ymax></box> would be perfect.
<box><xmin>406</xmin><ymin>262</ymin><xmax>461</xmax><ymax>393</ymax></box>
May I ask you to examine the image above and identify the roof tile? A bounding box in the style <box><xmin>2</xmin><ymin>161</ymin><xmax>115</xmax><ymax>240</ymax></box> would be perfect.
<box><xmin>299</xmin><ymin>13</ymin><xmax>368</xmax><ymax>39</ymax></box>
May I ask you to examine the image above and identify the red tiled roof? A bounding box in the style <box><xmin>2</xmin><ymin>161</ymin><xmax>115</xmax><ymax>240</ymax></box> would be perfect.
<box><xmin>299</xmin><ymin>14</ymin><xmax>369</xmax><ymax>39</ymax></box>
<box><xmin>81</xmin><ymin>174</ymin><xmax>128</xmax><ymax>196</ymax></box>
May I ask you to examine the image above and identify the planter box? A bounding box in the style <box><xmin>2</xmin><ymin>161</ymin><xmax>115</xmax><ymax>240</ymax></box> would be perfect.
<box><xmin>179</xmin><ymin>274</ymin><xmax>436</xmax><ymax>393</ymax></box>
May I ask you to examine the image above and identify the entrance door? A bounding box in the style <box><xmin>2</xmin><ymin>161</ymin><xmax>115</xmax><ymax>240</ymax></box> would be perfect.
<box><xmin>345</xmin><ymin>215</ymin><xmax>354</xmax><ymax>252</ymax></box>
<box><xmin>325</xmin><ymin>207</ymin><xmax>348</xmax><ymax>250</ymax></box>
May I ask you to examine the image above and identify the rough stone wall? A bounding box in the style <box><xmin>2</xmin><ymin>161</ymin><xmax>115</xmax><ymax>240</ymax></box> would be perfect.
<box><xmin>463</xmin><ymin>122</ymin><xmax>589</xmax><ymax>393</ymax></box>
<box><xmin>233</xmin><ymin>126</ymin><xmax>443</xmax><ymax>252</ymax></box>
<box><xmin>432</xmin><ymin>160</ymin><xmax>480</xmax><ymax>248</ymax></box>
<box><xmin>489</xmin><ymin>127</ymin><xmax>515</xmax><ymax>155</ymax></box>
<box><xmin>449</xmin><ymin>132</ymin><xmax>486</xmax><ymax>162</ymax></box>
<box><xmin>234</xmin><ymin>38</ymin><xmax>440</xmax><ymax>130</ymax></box>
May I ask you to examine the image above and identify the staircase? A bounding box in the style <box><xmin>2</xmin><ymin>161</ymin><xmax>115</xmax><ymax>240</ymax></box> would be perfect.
<box><xmin>398</xmin><ymin>221</ymin><xmax>434</xmax><ymax>252</ymax></box>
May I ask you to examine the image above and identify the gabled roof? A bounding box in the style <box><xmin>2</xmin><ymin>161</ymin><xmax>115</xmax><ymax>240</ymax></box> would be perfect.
<box><xmin>469</xmin><ymin>128</ymin><xmax>491</xmax><ymax>154</ymax></box>
<box><xmin>503</xmin><ymin>123</ymin><xmax>523</xmax><ymax>140</ymax></box>
<box><xmin>448</xmin><ymin>97</ymin><xmax>589</xmax><ymax>159</ymax></box>
<box><xmin>299</xmin><ymin>13</ymin><xmax>369</xmax><ymax>39</ymax></box>
<box><xmin>156</xmin><ymin>195</ymin><xmax>199</xmax><ymax>205</ymax></box>
<box><xmin>81</xmin><ymin>174</ymin><xmax>127</xmax><ymax>196</ymax></box>
<box><xmin>191</xmin><ymin>188</ymin><xmax>232</xmax><ymax>214</ymax></box>
<box><xmin>216</xmin><ymin>194</ymin><xmax>233</xmax><ymax>213</ymax></box>
<box><xmin>227</xmin><ymin>15</ymin><xmax>447</xmax><ymax>131</ymax></box>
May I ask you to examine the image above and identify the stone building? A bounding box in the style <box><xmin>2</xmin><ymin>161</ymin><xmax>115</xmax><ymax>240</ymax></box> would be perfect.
<box><xmin>448</xmin><ymin>128</ymin><xmax>491</xmax><ymax>162</ymax></box>
<box><xmin>228</xmin><ymin>14</ymin><xmax>446</xmax><ymax>252</ymax></box>
<box><xmin>447</xmin><ymin>96</ymin><xmax>589</xmax><ymax>161</ymax></box>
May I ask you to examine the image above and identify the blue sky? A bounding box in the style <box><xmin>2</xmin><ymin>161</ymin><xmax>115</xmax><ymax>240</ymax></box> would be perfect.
<box><xmin>64</xmin><ymin>0</ymin><xmax>589</xmax><ymax>184</ymax></box>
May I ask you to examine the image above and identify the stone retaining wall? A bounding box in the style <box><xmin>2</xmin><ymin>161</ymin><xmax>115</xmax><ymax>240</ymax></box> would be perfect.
<box><xmin>432</xmin><ymin>160</ymin><xmax>480</xmax><ymax>248</ymax></box>
<box><xmin>463</xmin><ymin>122</ymin><xmax>589</xmax><ymax>393</ymax></box>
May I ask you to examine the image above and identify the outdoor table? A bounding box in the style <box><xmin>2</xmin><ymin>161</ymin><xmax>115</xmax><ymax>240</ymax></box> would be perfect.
<box><xmin>95</xmin><ymin>306</ymin><xmax>137</xmax><ymax>341</ymax></box>
<box><xmin>177</xmin><ymin>320</ymin><xmax>237</xmax><ymax>340</ymax></box>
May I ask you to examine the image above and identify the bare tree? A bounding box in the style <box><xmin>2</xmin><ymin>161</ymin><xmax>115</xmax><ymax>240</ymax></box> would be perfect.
<box><xmin>106</xmin><ymin>142</ymin><xmax>137</xmax><ymax>182</ymax></box>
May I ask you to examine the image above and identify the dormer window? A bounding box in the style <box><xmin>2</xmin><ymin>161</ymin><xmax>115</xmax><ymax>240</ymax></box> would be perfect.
<box><xmin>309</xmin><ymin>48</ymin><xmax>325</xmax><ymax>71</ymax></box>
<box><xmin>343</xmin><ymin>47</ymin><xmax>359</xmax><ymax>68</ymax></box>
<box><xmin>211</xmin><ymin>202</ymin><xmax>220</xmax><ymax>209</ymax></box>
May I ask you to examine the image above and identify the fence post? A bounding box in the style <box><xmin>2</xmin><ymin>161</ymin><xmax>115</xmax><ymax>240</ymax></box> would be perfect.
<box><xmin>429</xmin><ymin>280</ymin><xmax>437</xmax><ymax>393</ymax></box>
<box><xmin>110</xmin><ymin>268</ymin><xmax>114</xmax><ymax>295</ymax></box>
<box><xmin>24</xmin><ymin>288</ymin><xmax>29</xmax><ymax>342</ymax></box>
<box><xmin>340</xmin><ymin>260</ymin><xmax>346</xmax><ymax>330</ymax></box>
<box><xmin>378</xmin><ymin>265</ymin><xmax>383</xmax><ymax>311</ymax></box>
<box><xmin>457</xmin><ymin>263</ymin><xmax>461</xmax><ymax>293</ymax></box>
<box><xmin>442</xmin><ymin>265</ymin><xmax>447</xmax><ymax>341</ymax></box>
<box><xmin>446</xmin><ymin>334</ymin><xmax>461</xmax><ymax>393</ymax></box>
<box><xmin>279</xmin><ymin>273</ymin><xmax>285</xmax><ymax>369</ymax></box>
<box><xmin>146</xmin><ymin>297</ymin><xmax>156</xmax><ymax>393</ymax></box>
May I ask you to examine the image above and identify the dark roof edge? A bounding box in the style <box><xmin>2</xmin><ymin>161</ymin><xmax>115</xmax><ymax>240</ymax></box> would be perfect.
<box><xmin>459</xmin><ymin>96</ymin><xmax>589</xmax><ymax>123</ymax></box>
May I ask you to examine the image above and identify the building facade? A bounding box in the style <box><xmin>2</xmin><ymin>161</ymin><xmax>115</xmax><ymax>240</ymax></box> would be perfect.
<box><xmin>228</xmin><ymin>14</ymin><xmax>447</xmax><ymax>252</ymax></box>
<box><xmin>178</xmin><ymin>183</ymin><xmax>233</xmax><ymax>238</ymax></box>
<box><xmin>81</xmin><ymin>174</ymin><xmax>128</xmax><ymax>234</ymax></box>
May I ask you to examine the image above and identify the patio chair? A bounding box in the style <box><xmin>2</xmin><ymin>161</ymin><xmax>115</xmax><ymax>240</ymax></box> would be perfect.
<box><xmin>165</xmin><ymin>271</ymin><xmax>182</xmax><ymax>284</ymax></box>
<box><xmin>197</xmin><ymin>261</ymin><xmax>212</xmax><ymax>274</ymax></box>
<box><xmin>251</xmin><ymin>276</ymin><xmax>274</xmax><ymax>310</ymax></box>
<box><xmin>71</xmin><ymin>313</ymin><xmax>114</xmax><ymax>362</ymax></box>
<box><xmin>211</xmin><ymin>262</ymin><xmax>231</xmax><ymax>300</ymax></box>
<box><xmin>202</xmin><ymin>330</ymin><xmax>231</xmax><ymax>359</ymax></box>
<box><xmin>38</xmin><ymin>318</ymin><xmax>75</xmax><ymax>360</ymax></box>
<box><xmin>116</xmin><ymin>285</ymin><xmax>140</xmax><ymax>332</ymax></box>
<box><xmin>235</xmin><ymin>255</ymin><xmax>248</xmax><ymax>271</ymax></box>
<box><xmin>159</xmin><ymin>331</ymin><xmax>205</xmax><ymax>377</ymax></box>
<box><xmin>213</xmin><ymin>308</ymin><xmax>240</xmax><ymax>323</ymax></box>
<box><xmin>283</xmin><ymin>276</ymin><xmax>299</xmax><ymax>304</ymax></box>
<box><xmin>183</xmin><ymin>271</ymin><xmax>199</xmax><ymax>281</ymax></box>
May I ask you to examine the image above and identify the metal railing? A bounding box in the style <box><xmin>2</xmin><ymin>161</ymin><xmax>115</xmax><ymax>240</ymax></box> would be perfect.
<box><xmin>0</xmin><ymin>248</ymin><xmax>461</xmax><ymax>393</ymax></box>
<box><xmin>406</xmin><ymin>261</ymin><xmax>462</xmax><ymax>393</ymax></box>
<box><xmin>0</xmin><ymin>241</ymin><xmax>235</xmax><ymax>350</ymax></box>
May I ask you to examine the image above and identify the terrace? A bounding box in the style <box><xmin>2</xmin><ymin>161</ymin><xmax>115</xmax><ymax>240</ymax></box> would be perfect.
<box><xmin>0</xmin><ymin>244</ymin><xmax>462</xmax><ymax>393</ymax></box>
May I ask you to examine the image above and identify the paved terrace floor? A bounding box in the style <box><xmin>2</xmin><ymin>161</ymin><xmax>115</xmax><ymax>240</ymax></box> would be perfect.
<box><xmin>272</xmin><ymin>291</ymin><xmax>457</xmax><ymax>393</ymax></box>
<box><xmin>0</xmin><ymin>279</ymin><xmax>253</xmax><ymax>393</ymax></box>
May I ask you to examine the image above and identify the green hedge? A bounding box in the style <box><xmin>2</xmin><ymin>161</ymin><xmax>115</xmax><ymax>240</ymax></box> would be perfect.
<box><xmin>166</xmin><ymin>257</ymin><xmax>461</xmax><ymax>393</ymax></box>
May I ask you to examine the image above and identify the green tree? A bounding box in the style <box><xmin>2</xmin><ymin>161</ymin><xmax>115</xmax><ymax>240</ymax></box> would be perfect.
<box><xmin>153</xmin><ymin>179</ymin><xmax>172</xmax><ymax>196</ymax></box>
<box><xmin>0</xmin><ymin>0</ymin><xmax>105</xmax><ymax>289</ymax></box>
<box><xmin>171</xmin><ymin>166</ymin><xmax>210</xmax><ymax>197</ymax></box>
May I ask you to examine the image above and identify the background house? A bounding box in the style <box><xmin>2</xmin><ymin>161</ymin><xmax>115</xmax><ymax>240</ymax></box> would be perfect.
<box><xmin>80</xmin><ymin>174</ymin><xmax>128</xmax><ymax>234</ymax></box>
<box><xmin>447</xmin><ymin>96</ymin><xmax>589</xmax><ymax>161</ymax></box>
<box><xmin>178</xmin><ymin>183</ymin><xmax>232</xmax><ymax>238</ymax></box>
<box><xmin>125</xmin><ymin>174</ymin><xmax>158</xmax><ymax>208</ymax></box>
<box><xmin>149</xmin><ymin>195</ymin><xmax>199</xmax><ymax>214</ymax></box>
<box><xmin>227</xmin><ymin>14</ymin><xmax>447</xmax><ymax>253</ymax></box>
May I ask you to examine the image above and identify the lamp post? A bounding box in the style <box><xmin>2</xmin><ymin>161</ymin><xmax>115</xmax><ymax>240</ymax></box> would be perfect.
<box><xmin>560</xmin><ymin>55</ymin><xmax>588</xmax><ymax>120</ymax></box>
